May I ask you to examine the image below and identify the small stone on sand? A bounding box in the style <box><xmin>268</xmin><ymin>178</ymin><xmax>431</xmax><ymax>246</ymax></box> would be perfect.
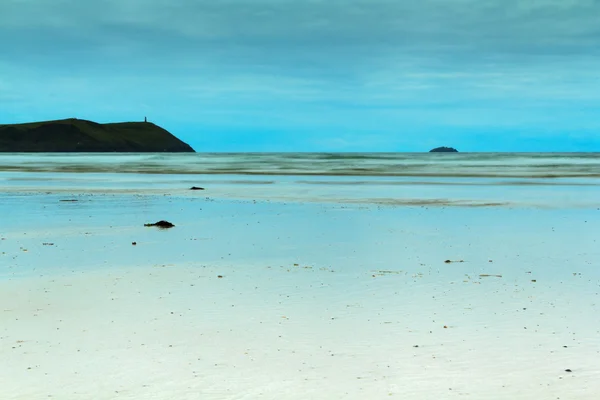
<box><xmin>144</xmin><ymin>220</ymin><xmax>175</xmax><ymax>229</ymax></box>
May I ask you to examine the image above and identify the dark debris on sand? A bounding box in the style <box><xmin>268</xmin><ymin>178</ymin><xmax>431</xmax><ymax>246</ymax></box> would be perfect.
<box><xmin>144</xmin><ymin>220</ymin><xmax>175</xmax><ymax>229</ymax></box>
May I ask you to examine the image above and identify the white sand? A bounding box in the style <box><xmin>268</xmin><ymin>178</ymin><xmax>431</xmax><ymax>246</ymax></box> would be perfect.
<box><xmin>1</xmin><ymin>194</ymin><xmax>599</xmax><ymax>399</ymax></box>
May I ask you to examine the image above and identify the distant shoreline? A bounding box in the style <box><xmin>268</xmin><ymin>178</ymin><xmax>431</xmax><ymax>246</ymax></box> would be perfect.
<box><xmin>0</xmin><ymin>118</ymin><xmax>194</xmax><ymax>152</ymax></box>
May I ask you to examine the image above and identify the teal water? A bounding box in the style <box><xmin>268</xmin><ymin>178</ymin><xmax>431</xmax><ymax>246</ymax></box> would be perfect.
<box><xmin>0</xmin><ymin>153</ymin><xmax>599</xmax><ymax>208</ymax></box>
<box><xmin>0</xmin><ymin>152</ymin><xmax>599</xmax><ymax>177</ymax></box>
<box><xmin>1</xmin><ymin>154</ymin><xmax>599</xmax><ymax>399</ymax></box>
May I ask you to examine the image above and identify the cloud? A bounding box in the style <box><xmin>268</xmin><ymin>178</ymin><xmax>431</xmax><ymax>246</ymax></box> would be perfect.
<box><xmin>3</xmin><ymin>0</ymin><xmax>600</xmax><ymax>55</ymax></box>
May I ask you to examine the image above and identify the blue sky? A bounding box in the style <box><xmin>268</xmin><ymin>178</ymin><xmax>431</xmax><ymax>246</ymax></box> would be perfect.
<box><xmin>1</xmin><ymin>0</ymin><xmax>600</xmax><ymax>151</ymax></box>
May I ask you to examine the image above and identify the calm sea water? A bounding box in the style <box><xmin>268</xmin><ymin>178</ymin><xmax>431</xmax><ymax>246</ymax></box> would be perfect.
<box><xmin>0</xmin><ymin>152</ymin><xmax>599</xmax><ymax>177</ymax></box>
<box><xmin>0</xmin><ymin>153</ymin><xmax>599</xmax><ymax>208</ymax></box>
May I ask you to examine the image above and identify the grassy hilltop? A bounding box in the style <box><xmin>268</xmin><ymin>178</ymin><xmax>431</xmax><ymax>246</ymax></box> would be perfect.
<box><xmin>0</xmin><ymin>118</ymin><xmax>194</xmax><ymax>152</ymax></box>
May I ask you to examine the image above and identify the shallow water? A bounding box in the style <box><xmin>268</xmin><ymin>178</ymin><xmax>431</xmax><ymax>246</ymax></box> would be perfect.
<box><xmin>1</xmin><ymin>152</ymin><xmax>599</xmax><ymax>177</ymax></box>
<box><xmin>1</xmin><ymin>194</ymin><xmax>599</xmax><ymax>399</ymax></box>
<box><xmin>1</xmin><ymin>154</ymin><xmax>600</xmax><ymax>399</ymax></box>
<box><xmin>0</xmin><ymin>153</ymin><xmax>599</xmax><ymax>208</ymax></box>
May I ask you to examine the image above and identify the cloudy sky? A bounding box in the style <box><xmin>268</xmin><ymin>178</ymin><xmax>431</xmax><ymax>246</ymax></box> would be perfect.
<box><xmin>1</xmin><ymin>0</ymin><xmax>599</xmax><ymax>151</ymax></box>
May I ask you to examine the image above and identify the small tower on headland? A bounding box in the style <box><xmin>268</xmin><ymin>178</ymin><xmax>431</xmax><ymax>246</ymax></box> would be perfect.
<box><xmin>144</xmin><ymin>116</ymin><xmax>147</xmax><ymax>123</ymax></box>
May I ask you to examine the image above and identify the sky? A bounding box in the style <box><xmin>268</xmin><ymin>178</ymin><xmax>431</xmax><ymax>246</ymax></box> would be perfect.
<box><xmin>1</xmin><ymin>0</ymin><xmax>600</xmax><ymax>152</ymax></box>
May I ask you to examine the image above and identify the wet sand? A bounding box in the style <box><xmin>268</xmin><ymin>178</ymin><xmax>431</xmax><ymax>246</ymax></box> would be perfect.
<box><xmin>1</xmin><ymin>193</ymin><xmax>599</xmax><ymax>399</ymax></box>
<box><xmin>2</xmin><ymin>170</ymin><xmax>600</xmax><ymax>209</ymax></box>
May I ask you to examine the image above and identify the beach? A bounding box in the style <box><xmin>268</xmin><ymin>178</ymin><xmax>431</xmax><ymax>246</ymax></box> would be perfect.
<box><xmin>1</xmin><ymin>153</ymin><xmax>599</xmax><ymax>399</ymax></box>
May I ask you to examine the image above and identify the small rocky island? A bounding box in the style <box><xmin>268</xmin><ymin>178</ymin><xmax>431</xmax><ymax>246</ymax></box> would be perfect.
<box><xmin>0</xmin><ymin>118</ymin><xmax>194</xmax><ymax>152</ymax></box>
<box><xmin>429</xmin><ymin>146</ymin><xmax>458</xmax><ymax>153</ymax></box>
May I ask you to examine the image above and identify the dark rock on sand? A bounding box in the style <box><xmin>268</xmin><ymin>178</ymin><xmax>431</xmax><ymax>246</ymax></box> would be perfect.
<box><xmin>430</xmin><ymin>146</ymin><xmax>458</xmax><ymax>153</ymax></box>
<box><xmin>144</xmin><ymin>220</ymin><xmax>175</xmax><ymax>229</ymax></box>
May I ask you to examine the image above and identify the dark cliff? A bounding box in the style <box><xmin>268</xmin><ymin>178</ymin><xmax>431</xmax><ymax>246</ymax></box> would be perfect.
<box><xmin>0</xmin><ymin>118</ymin><xmax>194</xmax><ymax>152</ymax></box>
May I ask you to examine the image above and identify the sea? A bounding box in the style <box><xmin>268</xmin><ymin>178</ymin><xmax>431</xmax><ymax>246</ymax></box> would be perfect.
<box><xmin>2</xmin><ymin>154</ymin><xmax>600</xmax><ymax>399</ymax></box>
<box><xmin>0</xmin><ymin>152</ymin><xmax>599</xmax><ymax>208</ymax></box>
